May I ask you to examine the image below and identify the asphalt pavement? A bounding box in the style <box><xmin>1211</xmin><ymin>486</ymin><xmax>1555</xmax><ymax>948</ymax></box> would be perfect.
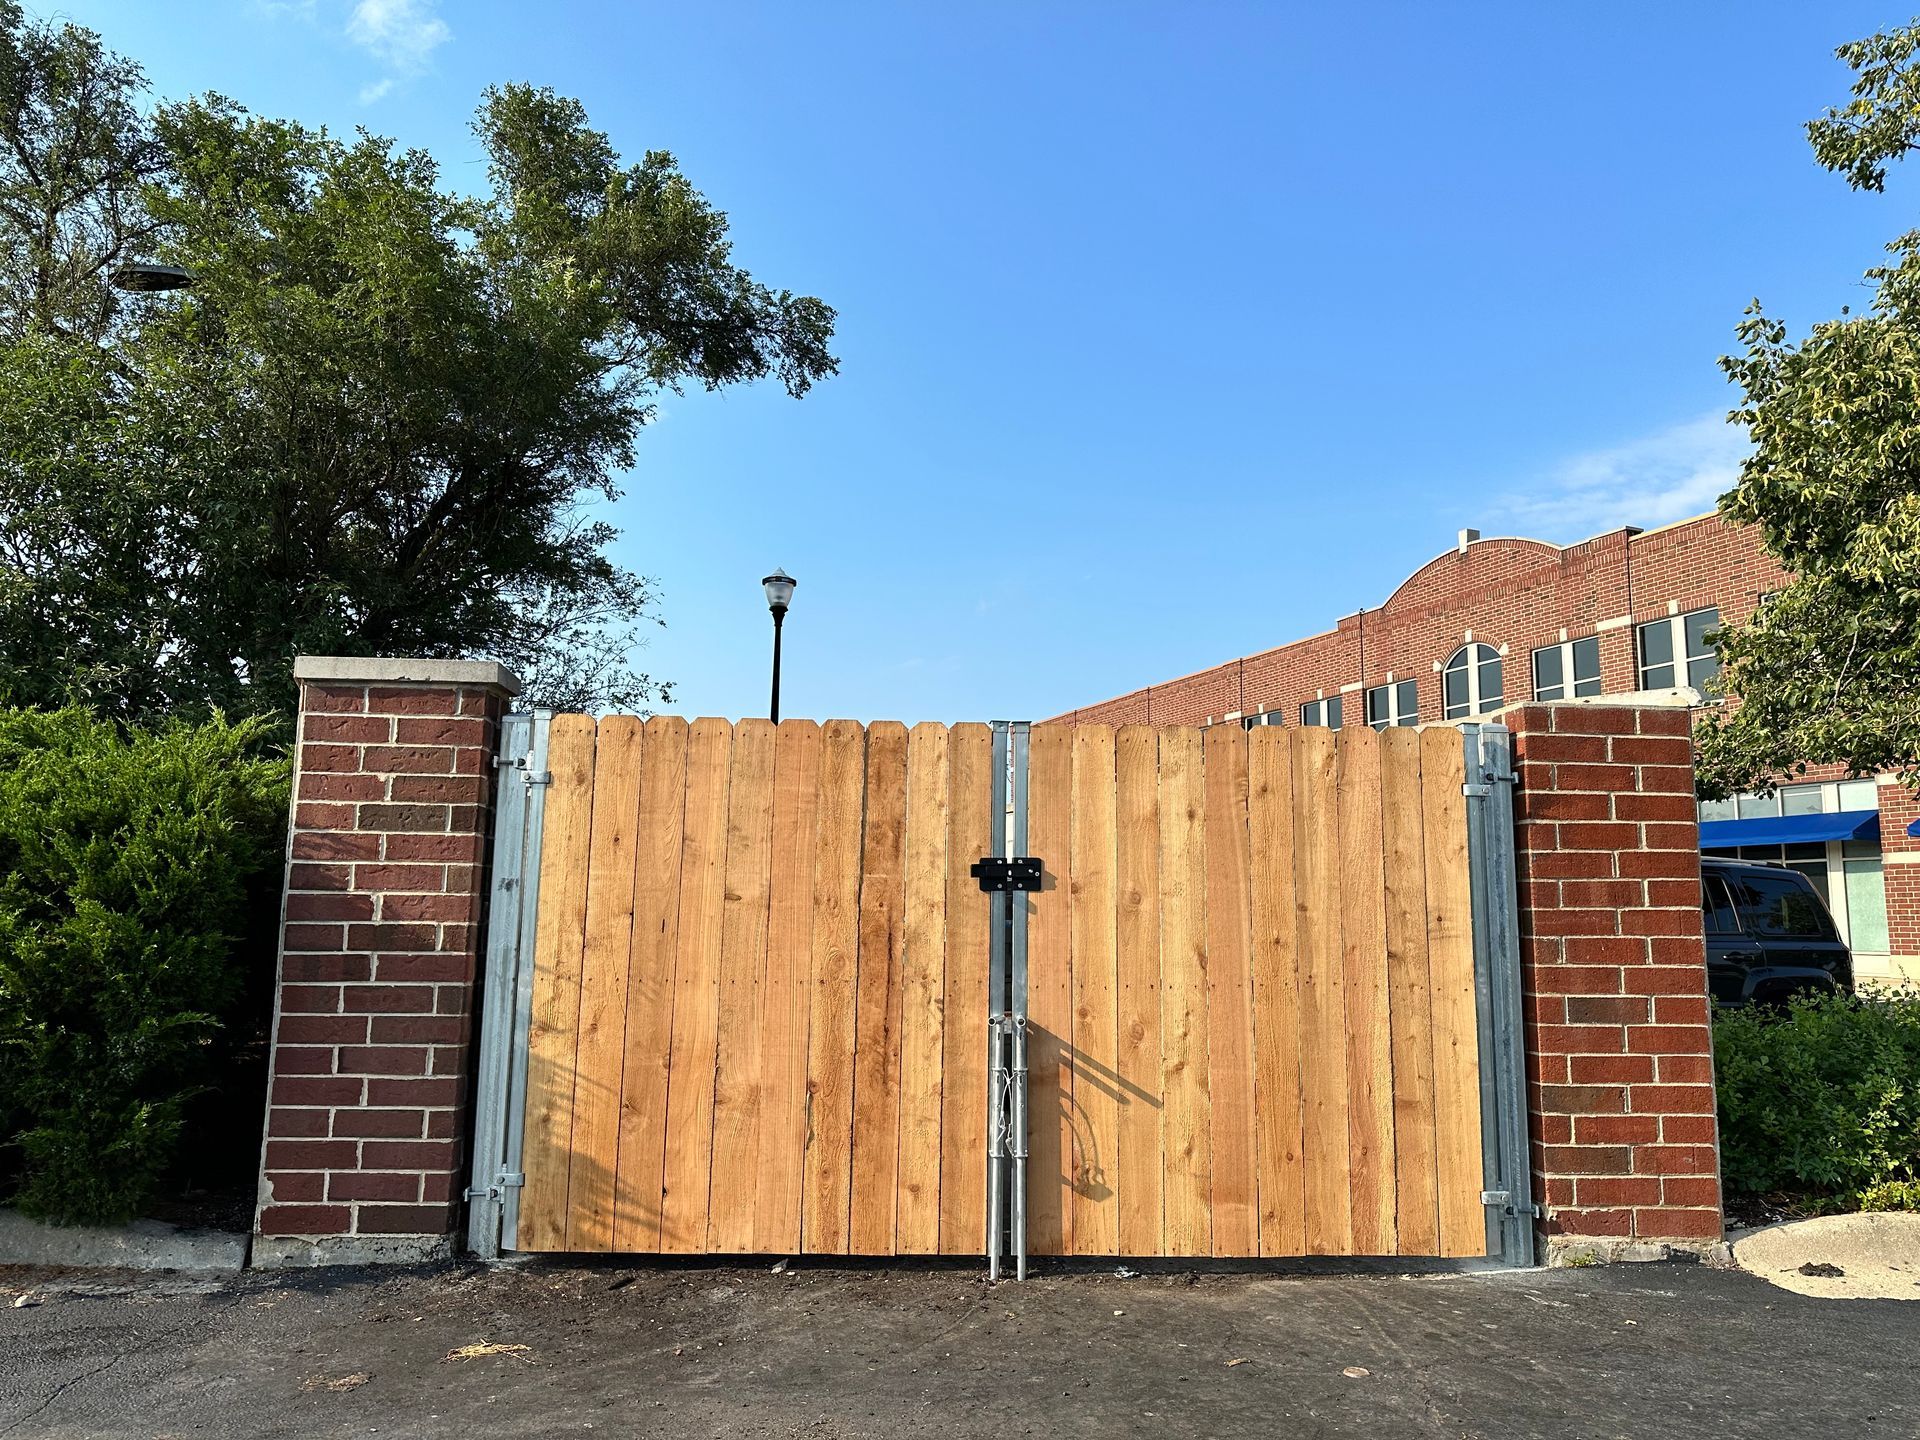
<box><xmin>1</xmin><ymin>1256</ymin><xmax>1914</xmax><ymax>1438</ymax></box>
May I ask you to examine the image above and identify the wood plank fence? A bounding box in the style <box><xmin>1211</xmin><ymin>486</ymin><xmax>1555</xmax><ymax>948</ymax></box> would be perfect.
<box><xmin>510</xmin><ymin>716</ymin><xmax>1487</xmax><ymax>1261</ymax></box>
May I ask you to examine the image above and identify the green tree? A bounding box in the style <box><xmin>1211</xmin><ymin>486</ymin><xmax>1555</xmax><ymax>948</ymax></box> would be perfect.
<box><xmin>0</xmin><ymin>11</ymin><xmax>835</xmax><ymax>718</ymax></box>
<box><xmin>0</xmin><ymin>0</ymin><xmax>164</xmax><ymax>344</ymax></box>
<box><xmin>1697</xmin><ymin>18</ymin><xmax>1920</xmax><ymax>794</ymax></box>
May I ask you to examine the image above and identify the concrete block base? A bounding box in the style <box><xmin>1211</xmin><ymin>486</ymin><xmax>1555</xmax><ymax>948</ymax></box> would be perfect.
<box><xmin>249</xmin><ymin>1232</ymin><xmax>452</xmax><ymax>1269</ymax></box>
<box><xmin>1546</xmin><ymin>1234</ymin><xmax>1734</xmax><ymax>1268</ymax></box>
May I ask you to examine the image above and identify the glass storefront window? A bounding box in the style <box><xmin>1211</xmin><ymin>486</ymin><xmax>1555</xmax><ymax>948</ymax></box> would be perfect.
<box><xmin>1781</xmin><ymin>842</ymin><xmax>1830</xmax><ymax>906</ymax></box>
<box><xmin>1843</xmin><ymin>854</ymin><xmax>1890</xmax><ymax>955</ymax></box>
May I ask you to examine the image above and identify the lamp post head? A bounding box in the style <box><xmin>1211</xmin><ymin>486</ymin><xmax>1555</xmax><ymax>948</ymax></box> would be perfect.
<box><xmin>762</xmin><ymin>569</ymin><xmax>796</xmax><ymax>616</ymax></box>
<box><xmin>109</xmin><ymin>263</ymin><xmax>195</xmax><ymax>292</ymax></box>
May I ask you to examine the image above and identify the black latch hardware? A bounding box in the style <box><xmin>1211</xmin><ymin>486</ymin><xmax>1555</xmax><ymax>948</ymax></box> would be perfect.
<box><xmin>971</xmin><ymin>857</ymin><xmax>1043</xmax><ymax>893</ymax></box>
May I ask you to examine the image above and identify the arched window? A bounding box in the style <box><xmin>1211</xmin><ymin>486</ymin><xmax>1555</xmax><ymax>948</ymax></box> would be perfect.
<box><xmin>1442</xmin><ymin>643</ymin><xmax>1503</xmax><ymax>719</ymax></box>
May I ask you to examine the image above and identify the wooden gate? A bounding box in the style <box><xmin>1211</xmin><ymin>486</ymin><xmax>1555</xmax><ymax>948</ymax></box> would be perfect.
<box><xmin>472</xmin><ymin>714</ymin><xmax>1520</xmax><ymax>1264</ymax></box>
<box><xmin>1022</xmin><ymin>722</ymin><xmax>1487</xmax><ymax>1260</ymax></box>
<box><xmin>512</xmin><ymin>715</ymin><xmax>995</xmax><ymax>1255</ymax></box>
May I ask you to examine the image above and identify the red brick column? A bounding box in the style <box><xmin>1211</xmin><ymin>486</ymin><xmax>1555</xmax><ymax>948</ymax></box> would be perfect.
<box><xmin>1876</xmin><ymin>782</ymin><xmax>1920</xmax><ymax>981</ymax></box>
<box><xmin>253</xmin><ymin>657</ymin><xmax>519</xmax><ymax>1266</ymax></box>
<box><xmin>1505</xmin><ymin>700</ymin><xmax>1724</xmax><ymax>1261</ymax></box>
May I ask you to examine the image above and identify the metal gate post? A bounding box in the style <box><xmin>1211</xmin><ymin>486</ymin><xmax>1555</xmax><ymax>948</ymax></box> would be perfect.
<box><xmin>464</xmin><ymin>709</ymin><xmax>552</xmax><ymax>1258</ymax></box>
<box><xmin>1462</xmin><ymin>723</ymin><xmax>1537</xmax><ymax>1267</ymax></box>
<box><xmin>983</xmin><ymin>721</ymin><xmax>1033</xmax><ymax>1281</ymax></box>
<box><xmin>1008</xmin><ymin>723</ymin><xmax>1031</xmax><ymax>1281</ymax></box>
<box><xmin>986</xmin><ymin>723</ymin><xmax>1009</xmax><ymax>1280</ymax></box>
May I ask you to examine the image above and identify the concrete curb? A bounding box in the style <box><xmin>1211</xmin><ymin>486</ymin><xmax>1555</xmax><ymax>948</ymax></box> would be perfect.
<box><xmin>1731</xmin><ymin>1212</ymin><xmax>1920</xmax><ymax>1299</ymax></box>
<box><xmin>0</xmin><ymin>1209</ymin><xmax>247</xmax><ymax>1271</ymax></box>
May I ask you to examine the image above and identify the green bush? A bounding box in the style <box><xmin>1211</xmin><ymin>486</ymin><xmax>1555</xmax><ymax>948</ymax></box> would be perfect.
<box><xmin>1714</xmin><ymin>988</ymin><xmax>1920</xmax><ymax>1211</ymax></box>
<box><xmin>0</xmin><ymin>709</ymin><xmax>288</xmax><ymax>1224</ymax></box>
<box><xmin>1858</xmin><ymin>1179</ymin><xmax>1920</xmax><ymax>1213</ymax></box>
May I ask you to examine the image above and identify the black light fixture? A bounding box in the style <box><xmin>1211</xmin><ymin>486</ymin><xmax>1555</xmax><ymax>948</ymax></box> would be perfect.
<box><xmin>762</xmin><ymin>569</ymin><xmax>796</xmax><ymax>724</ymax></box>
<box><xmin>109</xmin><ymin>262</ymin><xmax>195</xmax><ymax>292</ymax></box>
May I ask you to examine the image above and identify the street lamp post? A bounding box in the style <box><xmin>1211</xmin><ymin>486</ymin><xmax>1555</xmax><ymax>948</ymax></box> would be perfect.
<box><xmin>762</xmin><ymin>569</ymin><xmax>796</xmax><ymax>724</ymax></box>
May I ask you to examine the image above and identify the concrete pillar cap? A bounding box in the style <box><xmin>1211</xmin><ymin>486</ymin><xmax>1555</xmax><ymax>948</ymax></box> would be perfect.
<box><xmin>292</xmin><ymin>655</ymin><xmax>522</xmax><ymax>698</ymax></box>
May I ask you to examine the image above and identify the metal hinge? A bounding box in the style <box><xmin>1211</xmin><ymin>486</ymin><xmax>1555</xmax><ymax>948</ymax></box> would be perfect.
<box><xmin>1463</xmin><ymin>765</ymin><xmax>1515</xmax><ymax>799</ymax></box>
<box><xmin>464</xmin><ymin>1171</ymin><xmax>526</xmax><ymax>1202</ymax></box>
<box><xmin>1481</xmin><ymin>1188</ymin><xmax>1542</xmax><ymax>1219</ymax></box>
<box><xmin>492</xmin><ymin>753</ymin><xmax>552</xmax><ymax>786</ymax></box>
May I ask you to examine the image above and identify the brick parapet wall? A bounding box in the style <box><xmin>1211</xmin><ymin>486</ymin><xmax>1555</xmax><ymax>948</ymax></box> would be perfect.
<box><xmin>1505</xmin><ymin>701</ymin><xmax>1722</xmax><ymax>1250</ymax></box>
<box><xmin>254</xmin><ymin>659</ymin><xmax>518</xmax><ymax>1260</ymax></box>
<box><xmin>1053</xmin><ymin>511</ymin><xmax>1788</xmax><ymax>728</ymax></box>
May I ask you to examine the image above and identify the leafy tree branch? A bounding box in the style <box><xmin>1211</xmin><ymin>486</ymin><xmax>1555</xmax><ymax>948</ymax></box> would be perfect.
<box><xmin>0</xmin><ymin>10</ymin><xmax>836</xmax><ymax>719</ymax></box>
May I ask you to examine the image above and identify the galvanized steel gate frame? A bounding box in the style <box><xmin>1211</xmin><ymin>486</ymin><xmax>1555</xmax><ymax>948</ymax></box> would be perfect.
<box><xmin>984</xmin><ymin>722</ymin><xmax>1030</xmax><ymax>1280</ymax></box>
<box><xmin>465</xmin><ymin>714</ymin><xmax>1534</xmax><ymax>1271</ymax></box>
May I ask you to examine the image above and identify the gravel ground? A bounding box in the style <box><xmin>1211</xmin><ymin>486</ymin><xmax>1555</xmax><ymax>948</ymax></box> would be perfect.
<box><xmin>1</xmin><ymin>1257</ymin><xmax>1917</xmax><ymax>1438</ymax></box>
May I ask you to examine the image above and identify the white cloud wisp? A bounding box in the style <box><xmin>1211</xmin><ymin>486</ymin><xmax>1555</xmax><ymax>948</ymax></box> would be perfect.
<box><xmin>1488</xmin><ymin>412</ymin><xmax>1751</xmax><ymax>542</ymax></box>
<box><xmin>346</xmin><ymin>0</ymin><xmax>450</xmax><ymax>100</ymax></box>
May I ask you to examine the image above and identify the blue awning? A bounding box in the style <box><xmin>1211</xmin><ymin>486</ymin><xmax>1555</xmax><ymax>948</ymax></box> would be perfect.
<box><xmin>1700</xmin><ymin>809</ymin><xmax>1880</xmax><ymax>849</ymax></box>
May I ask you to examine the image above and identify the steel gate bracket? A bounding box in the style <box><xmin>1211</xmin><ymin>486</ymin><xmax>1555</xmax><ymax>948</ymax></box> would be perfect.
<box><xmin>971</xmin><ymin>856</ymin><xmax>1042</xmax><ymax>893</ymax></box>
<box><xmin>1480</xmin><ymin>1189</ymin><xmax>1542</xmax><ymax>1220</ymax></box>
<box><xmin>465</xmin><ymin>1171</ymin><xmax>525</xmax><ymax>1203</ymax></box>
<box><xmin>492</xmin><ymin>752</ymin><xmax>552</xmax><ymax>787</ymax></box>
<box><xmin>1464</xmin><ymin>758</ymin><xmax>1516</xmax><ymax>800</ymax></box>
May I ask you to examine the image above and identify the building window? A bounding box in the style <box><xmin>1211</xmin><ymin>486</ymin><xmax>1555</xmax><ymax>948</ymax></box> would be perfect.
<box><xmin>1365</xmin><ymin>679</ymin><xmax>1417</xmax><ymax>729</ymax></box>
<box><xmin>1841</xmin><ymin>842</ymin><xmax>1891</xmax><ymax>955</ymax></box>
<box><xmin>1532</xmin><ymin>635</ymin><xmax>1602</xmax><ymax>701</ymax></box>
<box><xmin>1241</xmin><ymin>709</ymin><xmax>1285</xmax><ymax>730</ymax></box>
<box><xmin>1300</xmin><ymin>695</ymin><xmax>1343</xmax><ymax>730</ymax></box>
<box><xmin>1838</xmin><ymin>778</ymin><xmax>1881</xmax><ymax>810</ymax></box>
<box><xmin>1638</xmin><ymin>607</ymin><xmax>1720</xmax><ymax>693</ymax></box>
<box><xmin>1441</xmin><ymin>643</ymin><xmax>1503</xmax><ymax>719</ymax></box>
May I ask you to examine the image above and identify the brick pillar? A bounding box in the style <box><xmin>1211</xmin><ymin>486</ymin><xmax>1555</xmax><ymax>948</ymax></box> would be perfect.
<box><xmin>1876</xmin><ymin>781</ymin><xmax>1920</xmax><ymax>984</ymax></box>
<box><xmin>1505</xmin><ymin>699</ymin><xmax>1724</xmax><ymax>1262</ymax></box>
<box><xmin>253</xmin><ymin>656</ymin><xmax>520</xmax><ymax>1267</ymax></box>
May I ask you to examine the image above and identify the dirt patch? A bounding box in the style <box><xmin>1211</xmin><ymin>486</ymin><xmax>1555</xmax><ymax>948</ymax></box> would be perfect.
<box><xmin>5</xmin><ymin>1259</ymin><xmax>1920</xmax><ymax>1437</ymax></box>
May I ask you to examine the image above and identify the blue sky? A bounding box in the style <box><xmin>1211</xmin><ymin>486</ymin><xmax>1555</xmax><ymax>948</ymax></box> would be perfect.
<box><xmin>59</xmin><ymin>2</ymin><xmax>1910</xmax><ymax>721</ymax></box>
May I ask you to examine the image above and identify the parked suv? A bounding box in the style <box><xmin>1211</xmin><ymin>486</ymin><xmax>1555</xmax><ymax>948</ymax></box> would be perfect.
<box><xmin>1701</xmin><ymin>856</ymin><xmax>1855</xmax><ymax>1006</ymax></box>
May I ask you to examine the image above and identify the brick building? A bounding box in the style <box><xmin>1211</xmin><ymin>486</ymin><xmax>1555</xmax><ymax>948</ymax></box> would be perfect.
<box><xmin>1052</xmin><ymin>512</ymin><xmax>1918</xmax><ymax>987</ymax></box>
